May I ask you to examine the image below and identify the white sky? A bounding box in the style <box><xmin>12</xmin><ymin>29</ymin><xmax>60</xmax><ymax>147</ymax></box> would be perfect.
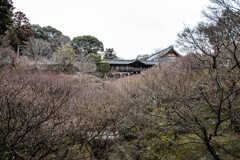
<box><xmin>13</xmin><ymin>0</ymin><xmax>210</xmax><ymax>59</ymax></box>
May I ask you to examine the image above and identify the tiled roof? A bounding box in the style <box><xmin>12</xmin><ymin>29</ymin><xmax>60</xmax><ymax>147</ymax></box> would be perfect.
<box><xmin>139</xmin><ymin>60</ymin><xmax>159</xmax><ymax>65</ymax></box>
<box><xmin>147</xmin><ymin>45</ymin><xmax>181</xmax><ymax>61</ymax></box>
<box><xmin>103</xmin><ymin>59</ymin><xmax>136</xmax><ymax>65</ymax></box>
<box><xmin>103</xmin><ymin>59</ymin><xmax>158</xmax><ymax>65</ymax></box>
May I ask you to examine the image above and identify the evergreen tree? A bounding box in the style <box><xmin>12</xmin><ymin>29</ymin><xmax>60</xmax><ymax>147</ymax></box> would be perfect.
<box><xmin>71</xmin><ymin>35</ymin><xmax>104</xmax><ymax>55</ymax></box>
<box><xmin>8</xmin><ymin>11</ymin><xmax>33</xmax><ymax>56</ymax></box>
<box><xmin>0</xmin><ymin>0</ymin><xmax>14</xmax><ymax>37</ymax></box>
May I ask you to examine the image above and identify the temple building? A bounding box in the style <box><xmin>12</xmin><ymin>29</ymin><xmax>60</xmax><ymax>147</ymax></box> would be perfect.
<box><xmin>104</xmin><ymin>59</ymin><xmax>158</xmax><ymax>74</ymax></box>
<box><xmin>103</xmin><ymin>45</ymin><xmax>181</xmax><ymax>77</ymax></box>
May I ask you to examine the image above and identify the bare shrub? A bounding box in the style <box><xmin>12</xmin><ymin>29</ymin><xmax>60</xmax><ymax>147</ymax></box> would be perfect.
<box><xmin>0</xmin><ymin>36</ymin><xmax>16</xmax><ymax>68</ymax></box>
<box><xmin>0</xmin><ymin>70</ymin><xmax>75</xmax><ymax>159</ymax></box>
<box><xmin>0</xmin><ymin>69</ymin><xmax>130</xmax><ymax>159</ymax></box>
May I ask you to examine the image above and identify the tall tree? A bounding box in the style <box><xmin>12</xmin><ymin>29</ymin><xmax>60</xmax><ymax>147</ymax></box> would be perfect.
<box><xmin>9</xmin><ymin>11</ymin><xmax>33</xmax><ymax>57</ymax></box>
<box><xmin>71</xmin><ymin>35</ymin><xmax>104</xmax><ymax>55</ymax></box>
<box><xmin>0</xmin><ymin>0</ymin><xmax>14</xmax><ymax>37</ymax></box>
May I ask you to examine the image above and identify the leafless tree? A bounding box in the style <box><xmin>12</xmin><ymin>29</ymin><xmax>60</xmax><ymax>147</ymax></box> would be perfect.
<box><xmin>74</xmin><ymin>54</ymin><xmax>97</xmax><ymax>73</ymax></box>
<box><xmin>177</xmin><ymin>0</ymin><xmax>240</xmax><ymax>70</ymax></box>
<box><xmin>0</xmin><ymin>35</ymin><xmax>16</xmax><ymax>67</ymax></box>
<box><xmin>129</xmin><ymin>55</ymin><xmax>240</xmax><ymax>160</ymax></box>
<box><xmin>23</xmin><ymin>38</ymin><xmax>52</xmax><ymax>59</ymax></box>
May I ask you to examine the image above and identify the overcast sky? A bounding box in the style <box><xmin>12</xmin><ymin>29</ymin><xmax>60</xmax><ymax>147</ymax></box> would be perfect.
<box><xmin>13</xmin><ymin>0</ymin><xmax>210</xmax><ymax>59</ymax></box>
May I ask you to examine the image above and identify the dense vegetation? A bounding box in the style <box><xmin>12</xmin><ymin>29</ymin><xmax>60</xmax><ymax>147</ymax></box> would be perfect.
<box><xmin>0</xmin><ymin>0</ymin><xmax>239</xmax><ymax>159</ymax></box>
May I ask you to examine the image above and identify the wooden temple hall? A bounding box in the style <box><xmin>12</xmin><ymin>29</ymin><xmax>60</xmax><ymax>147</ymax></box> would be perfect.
<box><xmin>103</xmin><ymin>45</ymin><xmax>181</xmax><ymax>78</ymax></box>
<box><xmin>105</xmin><ymin>59</ymin><xmax>158</xmax><ymax>74</ymax></box>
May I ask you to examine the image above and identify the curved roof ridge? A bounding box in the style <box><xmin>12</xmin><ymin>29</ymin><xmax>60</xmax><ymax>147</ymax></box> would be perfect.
<box><xmin>147</xmin><ymin>45</ymin><xmax>181</xmax><ymax>61</ymax></box>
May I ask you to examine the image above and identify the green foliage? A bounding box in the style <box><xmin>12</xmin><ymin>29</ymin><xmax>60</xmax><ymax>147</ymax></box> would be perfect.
<box><xmin>88</xmin><ymin>53</ymin><xmax>102</xmax><ymax>64</ymax></box>
<box><xmin>0</xmin><ymin>0</ymin><xmax>14</xmax><ymax>36</ymax></box>
<box><xmin>125</xmin><ymin>132</ymin><xmax>211</xmax><ymax>160</ymax></box>
<box><xmin>71</xmin><ymin>35</ymin><xmax>104</xmax><ymax>54</ymax></box>
<box><xmin>53</xmin><ymin>44</ymin><xmax>75</xmax><ymax>73</ymax></box>
<box><xmin>31</xmin><ymin>24</ymin><xmax>62</xmax><ymax>40</ymax></box>
<box><xmin>119</xmin><ymin>124</ymin><xmax>137</xmax><ymax>141</ymax></box>
<box><xmin>0</xmin><ymin>152</ymin><xmax>9</xmax><ymax>160</ymax></box>
<box><xmin>97</xmin><ymin>61</ymin><xmax>110</xmax><ymax>76</ymax></box>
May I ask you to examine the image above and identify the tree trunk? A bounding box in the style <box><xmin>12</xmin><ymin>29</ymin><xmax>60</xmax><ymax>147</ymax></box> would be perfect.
<box><xmin>17</xmin><ymin>43</ymin><xmax>20</xmax><ymax>59</ymax></box>
<box><xmin>206</xmin><ymin>142</ymin><xmax>221</xmax><ymax>160</ymax></box>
